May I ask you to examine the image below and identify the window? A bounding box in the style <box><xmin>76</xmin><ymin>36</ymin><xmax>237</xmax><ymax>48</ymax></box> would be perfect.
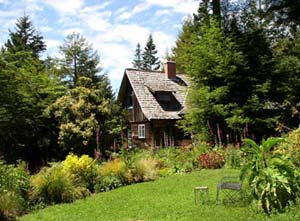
<box><xmin>138</xmin><ymin>124</ymin><xmax>145</xmax><ymax>139</ymax></box>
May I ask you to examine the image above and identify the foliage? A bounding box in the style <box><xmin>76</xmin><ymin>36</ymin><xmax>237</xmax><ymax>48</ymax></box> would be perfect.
<box><xmin>198</xmin><ymin>151</ymin><xmax>225</xmax><ymax>169</ymax></box>
<box><xmin>0</xmin><ymin>161</ymin><xmax>30</xmax><ymax>220</ymax></box>
<box><xmin>222</xmin><ymin>145</ymin><xmax>243</xmax><ymax>169</ymax></box>
<box><xmin>47</xmin><ymin>76</ymin><xmax>124</xmax><ymax>156</ymax></box>
<box><xmin>241</xmin><ymin>138</ymin><xmax>299</xmax><ymax>213</ymax></box>
<box><xmin>133</xmin><ymin>157</ymin><xmax>159</xmax><ymax>182</ymax></box>
<box><xmin>4</xmin><ymin>15</ymin><xmax>46</xmax><ymax>57</ymax></box>
<box><xmin>142</xmin><ymin>34</ymin><xmax>160</xmax><ymax>71</ymax></box>
<box><xmin>62</xmin><ymin>154</ymin><xmax>98</xmax><ymax>191</ymax></box>
<box><xmin>179</xmin><ymin>18</ymin><xmax>247</xmax><ymax>144</ymax></box>
<box><xmin>94</xmin><ymin>175</ymin><xmax>122</xmax><ymax>193</ymax></box>
<box><xmin>0</xmin><ymin>47</ymin><xmax>65</xmax><ymax>169</ymax></box>
<box><xmin>279</xmin><ymin>128</ymin><xmax>300</xmax><ymax>167</ymax></box>
<box><xmin>30</xmin><ymin>163</ymin><xmax>87</xmax><ymax>205</ymax></box>
<box><xmin>99</xmin><ymin>158</ymin><xmax>128</xmax><ymax>183</ymax></box>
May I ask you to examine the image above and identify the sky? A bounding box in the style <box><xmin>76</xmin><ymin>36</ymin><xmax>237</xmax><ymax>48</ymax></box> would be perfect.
<box><xmin>0</xmin><ymin>0</ymin><xmax>199</xmax><ymax>92</ymax></box>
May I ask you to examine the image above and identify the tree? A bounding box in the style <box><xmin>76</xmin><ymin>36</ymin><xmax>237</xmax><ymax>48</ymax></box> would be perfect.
<box><xmin>47</xmin><ymin>76</ymin><xmax>125</xmax><ymax>156</ymax></box>
<box><xmin>58</xmin><ymin>33</ymin><xmax>101</xmax><ymax>87</ymax></box>
<box><xmin>132</xmin><ymin>42</ymin><xmax>142</xmax><ymax>69</ymax></box>
<box><xmin>5</xmin><ymin>15</ymin><xmax>46</xmax><ymax>57</ymax></box>
<box><xmin>0</xmin><ymin>50</ymin><xmax>65</xmax><ymax>170</ymax></box>
<box><xmin>142</xmin><ymin>34</ymin><xmax>160</xmax><ymax>71</ymax></box>
<box><xmin>179</xmin><ymin>19</ymin><xmax>247</xmax><ymax>144</ymax></box>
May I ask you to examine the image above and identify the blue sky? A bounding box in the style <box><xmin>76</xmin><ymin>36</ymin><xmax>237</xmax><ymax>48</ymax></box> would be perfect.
<box><xmin>0</xmin><ymin>0</ymin><xmax>198</xmax><ymax>92</ymax></box>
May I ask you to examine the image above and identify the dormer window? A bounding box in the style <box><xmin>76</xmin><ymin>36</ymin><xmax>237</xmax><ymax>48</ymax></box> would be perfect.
<box><xmin>155</xmin><ymin>91</ymin><xmax>181</xmax><ymax>111</ymax></box>
<box><xmin>157</xmin><ymin>93</ymin><xmax>171</xmax><ymax>102</ymax></box>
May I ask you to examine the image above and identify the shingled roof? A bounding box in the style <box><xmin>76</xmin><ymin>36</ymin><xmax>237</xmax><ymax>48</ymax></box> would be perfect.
<box><xmin>118</xmin><ymin>68</ymin><xmax>189</xmax><ymax>120</ymax></box>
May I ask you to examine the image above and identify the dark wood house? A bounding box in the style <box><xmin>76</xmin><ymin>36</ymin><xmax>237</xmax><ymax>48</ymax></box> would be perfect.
<box><xmin>118</xmin><ymin>61</ymin><xmax>191</xmax><ymax>148</ymax></box>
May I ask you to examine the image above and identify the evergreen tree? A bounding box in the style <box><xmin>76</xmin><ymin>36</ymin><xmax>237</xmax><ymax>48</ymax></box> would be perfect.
<box><xmin>132</xmin><ymin>42</ymin><xmax>142</xmax><ymax>69</ymax></box>
<box><xmin>58</xmin><ymin>32</ymin><xmax>101</xmax><ymax>87</ymax></box>
<box><xmin>142</xmin><ymin>34</ymin><xmax>160</xmax><ymax>71</ymax></box>
<box><xmin>5</xmin><ymin>15</ymin><xmax>46</xmax><ymax>57</ymax></box>
<box><xmin>0</xmin><ymin>50</ymin><xmax>65</xmax><ymax>169</ymax></box>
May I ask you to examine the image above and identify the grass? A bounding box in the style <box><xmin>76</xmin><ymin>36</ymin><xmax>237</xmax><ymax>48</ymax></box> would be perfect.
<box><xmin>20</xmin><ymin>169</ymin><xmax>300</xmax><ymax>221</ymax></box>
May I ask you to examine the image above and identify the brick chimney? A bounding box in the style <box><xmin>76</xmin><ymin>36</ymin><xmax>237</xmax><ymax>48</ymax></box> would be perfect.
<box><xmin>164</xmin><ymin>61</ymin><xmax>176</xmax><ymax>79</ymax></box>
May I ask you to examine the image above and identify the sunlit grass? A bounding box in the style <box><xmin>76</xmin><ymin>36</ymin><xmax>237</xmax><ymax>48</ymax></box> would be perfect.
<box><xmin>20</xmin><ymin>169</ymin><xmax>299</xmax><ymax>221</ymax></box>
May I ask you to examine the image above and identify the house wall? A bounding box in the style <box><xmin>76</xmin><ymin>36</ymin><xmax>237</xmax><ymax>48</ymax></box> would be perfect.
<box><xmin>129</xmin><ymin>119</ymin><xmax>191</xmax><ymax>148</ymax></box>
<box><xmin>125</xmin><ymin>90</ymin><xmax>191</xmax><ymax>148</ymax></box>
<box><xmin>131</xmin><ymin>122</ymin><xmax>153</xmax><ymax>148</ymax></box>
<box><xmin>132</xmin><ymin>93</ymin><xmax>146</xmax><ymax>122</ymax></box>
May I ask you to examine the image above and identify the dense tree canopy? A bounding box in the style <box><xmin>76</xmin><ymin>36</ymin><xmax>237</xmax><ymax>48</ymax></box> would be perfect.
<box><xmin>174</xmin><ymin>0</ymin><xmax>300</xmax><ymax>144</ymax></box>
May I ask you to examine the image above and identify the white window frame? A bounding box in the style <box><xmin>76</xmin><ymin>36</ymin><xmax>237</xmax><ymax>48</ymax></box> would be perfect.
<box><xmin>138</xmin><ymin>124</ymin><xmax>145</xmax><ymax>139</ymax></box>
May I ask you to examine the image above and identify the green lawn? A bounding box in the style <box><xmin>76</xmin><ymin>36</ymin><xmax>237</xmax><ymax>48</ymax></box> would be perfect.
<box><xmin>20</xmin><ymin>169</ymin><xmax>299</xmax><ymax>221</ymax></box>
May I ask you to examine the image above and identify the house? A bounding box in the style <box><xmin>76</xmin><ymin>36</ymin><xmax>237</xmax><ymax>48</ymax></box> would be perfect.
<box><xmin>117</xmin><ymin>61</ymin><xmax>191</xmax><ymax>148</ymax></box>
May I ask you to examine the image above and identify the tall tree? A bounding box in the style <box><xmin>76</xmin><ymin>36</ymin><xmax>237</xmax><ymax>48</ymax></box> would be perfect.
<box><xmin>5</xmin><ymin>15</ymin><xmax>46</xmax><ymax>57</ymax></box>
<box><xmin>142</xmin><ymin>34</ymin><xmax>160</xmax><ymax>71</ymax></box>
<box><xmin>0</xmin><ymin>50</ymin><xmax>65</xmax><ymax>170</ymax></box>
<box><xmin>58</xmin><ymin>32</ymin><xmax>101</xmax><ymax>87</ymax></box>
<box><xmin>132</xmin><ymin>42</ymin><xmax>142</xmax><ymax>69</ymax></box>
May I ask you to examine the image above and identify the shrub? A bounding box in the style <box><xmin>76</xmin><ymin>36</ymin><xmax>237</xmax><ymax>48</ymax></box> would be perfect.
<box><xmin>241</xmin><ymin>138</ymin><xmax>299</xmax><ymax>213</ymax></box>
<box><xmin>0</xmin><ymin>161</ymin><xmax>30</xmax><ymax>220</ymax></box>
<box><xmin>198</xmin><ymin>151</ymin><xmax>225</xmax><ymax>169</ymax></box>
<box><xmin>278</xmin><ymin>128</ymin><xmax>300</xmax><ymax>167</ymax></box>
<box><xmin>133</xmin><ymin>158</ymin><xmax>158</xmax><ymax>182</ymax></box>
<box><xmin>63</xmin><ymin>154</ymin><xmax>98</xmax><ymax>191</ymax></box>
<box><xmin>223</xmin><ymin>145</ymin><xmax>243</xmax><ymax>169</ymax></box>
<box><xmin>94</xmin><ymin>175</ymin><xmax>122</xmax><ymax>192</ymax></box>
<box><xmin>30</xmin><ymin>163</ymin><xmax>87</xmax><ymax>205</ymax></box>
<box><xmin>99</xmin><ymin>158</ymin><xmax>128</xmax><ymax>184</ymax></box>
<box><xmin>0</xmin><ymin>191</ymin><xmax>24</xmax><ymax>221</ymax></box>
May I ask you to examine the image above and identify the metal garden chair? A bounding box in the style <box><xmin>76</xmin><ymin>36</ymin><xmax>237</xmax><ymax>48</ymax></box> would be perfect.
<box><xmin>216</xmin><ymin>175</ymin><xmax>245</xmax><ymax>204</ymax></box>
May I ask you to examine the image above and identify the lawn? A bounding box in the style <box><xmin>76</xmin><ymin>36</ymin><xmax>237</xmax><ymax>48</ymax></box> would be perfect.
<box><xmin>20</xmin><ymin>169</ymin><xmax>299</xmax><ymax>221</ymax></box>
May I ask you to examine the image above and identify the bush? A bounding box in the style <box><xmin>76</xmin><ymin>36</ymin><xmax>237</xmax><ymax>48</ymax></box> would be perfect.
<box><xmin>0</xmin><ymin>191</ymin><xmax>24</xmax><ymax>221</ymax></box>
<box><xmin>0</xmin><ymin>161</ymin><xmax>30</xmax><ymax>220</ymax></box>
<box><xmin>94</xmin><ymin>175</ymin><xmax>122</xmax><ymax>192</ymax></box>
<box><xmin>63</xmin><ymin>154</ymin><xmax>98</xmax><ymax>191</ymax></box>
<box><xmin>99</xmin><ymin>158</ymin><xmax>128</xmax><ymax>183</ymax></box>
<box><xmin>30</xmin><ymin>163</ymin><xmax>87</xmax><ymax>205</ymax></box>
<box><xmin>198</xmin><ymin>151</ymin><xmax>225</xmax><ymax>169</ymax></box>
<box><xmin>242</xmin><ymin>138</ymin><xmax>298</xmax><ymax>213</ymax></box>
<box><xmin>133</xmin><ymin>158</ymin><xmax>158</xmax><ymax>182</ymax></box>
<box><xmin>278</xmin><ymin>128</ymin><xmax>300</xmax><ymax>167</ymax></box>
<box><xmin>154</xmin><ymin>146</ymin><xmax>206</xmax><ymax>173</ymax></box>
<box><xmin>223</xmin><ymin>145</ymin><xmax>243</xmax><ymax>168</ymax></box>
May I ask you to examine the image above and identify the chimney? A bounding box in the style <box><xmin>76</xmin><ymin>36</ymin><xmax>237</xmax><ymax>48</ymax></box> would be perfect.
<box><xmin>164</xmin><ymin>61</ymin><xmax>176</xmax><ymax>79</ymax></box>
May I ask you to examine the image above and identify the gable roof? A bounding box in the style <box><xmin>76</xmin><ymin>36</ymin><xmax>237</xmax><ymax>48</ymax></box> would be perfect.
<box><xmin>118</xmin><ymin>68</ymin><xmax>189</xmax><ymax>120</ymax></box>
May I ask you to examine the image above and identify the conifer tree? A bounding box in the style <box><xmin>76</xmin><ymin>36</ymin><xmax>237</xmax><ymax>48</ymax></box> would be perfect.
<box><xmin>58</xmin><ymin>32</ymin><xmax>101</xmax><ymax>87</ymax></box>
<box><xmin>142</xmin><ymin>34</ymin><xmax>160</xmax><ymax>71</ymax></box>
<box><xmin>132</xmin><ymin>42</ymin><xmax>142</xmax><ymax>69</ymax></box>
<box><xmin>5</xmin><ymin>15</ymin><xmax>46</xmax><ymax>57</ymax></box>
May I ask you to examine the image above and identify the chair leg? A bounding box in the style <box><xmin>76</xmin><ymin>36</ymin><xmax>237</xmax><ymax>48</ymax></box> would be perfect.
<box><xmin>216</xmin><ymin>188</ymin><xmax>220</xmax><ymax>204</ymax></box>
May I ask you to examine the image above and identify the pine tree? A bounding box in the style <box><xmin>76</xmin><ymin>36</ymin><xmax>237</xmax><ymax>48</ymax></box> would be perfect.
<box><xmin>132</xmin><ymin>42</ymin><xmax>142</xmax><ymax>69</ymax></box>
<box><xmin>142</xmin><ymin>34</ymin><xmax>160</xmax><ymax>71</ymax></box>
<box><xmin>58</xmin><ymin>32</ymin><xmax>101</xmax><ymax>87</ymax></box>
<box><xmin>5</xmin><ymin>15</ymin><xmax>46</xmax><ymax>57</ymax></box>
